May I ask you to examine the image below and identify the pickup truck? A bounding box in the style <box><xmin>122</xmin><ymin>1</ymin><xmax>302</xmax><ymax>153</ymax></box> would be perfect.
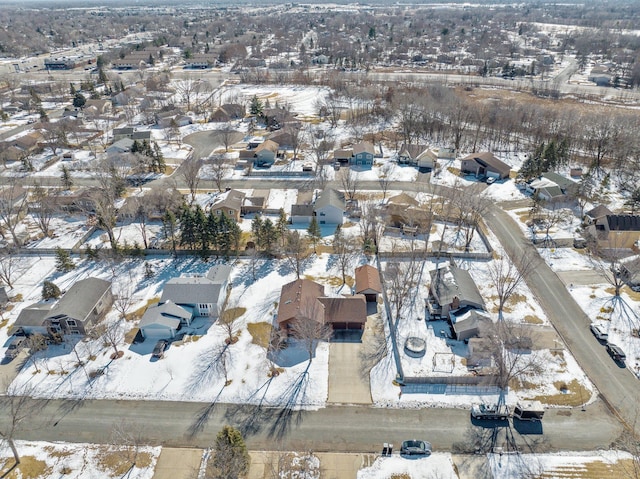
<box><xmin>470</xmin><ymin>403</ymin><xmax>509</xmax><ymax>420</ymax></box>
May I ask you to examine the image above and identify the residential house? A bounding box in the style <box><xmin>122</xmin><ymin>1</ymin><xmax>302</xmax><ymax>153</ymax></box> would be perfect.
<box><xmin>84</xmin><ymin>99</ymin><xmax>111</xmax><ymax>115</ymax></box>
<box><xmin>268</xmin><ymin>128</ymin><xmax>298</xmax><ymax>151</ymax></box>
<box><xmin>427</xmin><ymin>265</ymin><xmax>486</xmax><ymax>319</ymax></box>
<box><xmin>314</xmin><ymin>188</ymin><xmax>345</xmax><ymax>225</ymax></box>
<box><xmin>583</xmin><ymin>205</ymin><xmax>614</xmax><ymax>226</ymax></box>
<box><xmin>587</xmin><ymin>214</ymin><xmax>640</xmax><ymax>249</ymax></box>
<box><xmin>397</xmin><ymin>144</ymin><xmax>437</xmax><ymax>169</ymax></box>
<box><xmin>106</xmin><ymin>138</ymin><xmax>134</xmax><ymax>154</ymax></box>
<box><xmin>156</xmin><ymin>109</ymin><xmax>192</xmax><ymax>128</ymax></box>
<box><xmin>206</xmin><ymin>189</ymin><xmax>246</xmax><ymax>222</ymax></box>
<box><xmin>460</xmin><ymin>152</ymin><xmax>511</xmax><ymax>179</ymax></box>
<box><xmin>160</xmin><ymin>264</ymin><xmax>232</xmax><ymax>318</ymax></box>
<box><xmin>354</xmin><ymin>264</ymin><xmax>382</xmax><ymax>303</ymax></box>
<box><xmin>527</xmin><ymin>172</ymin><xmax>577</xmax><ymax>202</ymax></box>
<box><xmin>620</xmin><ymin>256</ymin><xmax>640</xmax><ymax>290</ymax></box>
<box><xmin>113</xmin><ymin>127</ymin><xmax>135</xmax><ymax>142</ymax></box>
<box><xmin>210</xmin><ymin>104</ymin><xmax>245</xmax><ymax>122</ymax></box>
<box><xmin>437</xmin><ymin>147</ymin><xmax>456</xmax><ymax>161</ymax></box>
<box><xmin>55</xmin><ymin>188</ymin><xmax>97</xmax><ymax>213</ymax></box>
<box><xmin>277</xmin><ymin>279</ymin><xmax>326</xmax><ymax>335</ymax></box>
<box><xmin>44</xmin><ymin>277</ymin><xmax>113</xmax><ymax>337</ymax></box>
<box><xmin>318</xmin><ymin>295</ymin><xmax>367</xmax><ymax>331</ymax></box>
<box><xmin>253</xmin><ymin>140</ymin><xmax>279</xmax><ymax>167</ymax></box>
<box><xmin>241</xmin><ymin>195</ymin><xmax>267</xmax><ymax>216</ymax></box>
<box><xmin>290</xmin><ymin>204</ymin><xmax>315</xmax><ymax>225</ymax></box>
<box><xmin>384</xmin><ymin>193</ymin><xmax>431</xmax><ymax>232</ymax></box>
<box><xmin>184</xmin><ymin>54</ymin><xmax>217</xmax><ymax>69</ymax></box>
<box><xmin>0</xmin><ymin>185</ymin><xmax>28</xmax><ymax>211</ymax></box>
<box><xmin>333</xmin><ymin>149</ymin><xmax>353</xmax><ymax>165</ymax></box>
<box><xmin>262</xmin><ymin>107</ymin><xmax>296</xmax><ymax>130</ymax></box>
<box><xmin>351</xmin><ymin>142</ymin><xmax>375</xmax><ymax>167</ymax></box>
<box><xmin>139</xmin><ymin>300</ymin><xmax>193</xmax><ymax>339</ymax></box>
<box><xmin>8</xmin><ymin>302</ymin><xmax>54</xmax><ymax>336</ymax></box>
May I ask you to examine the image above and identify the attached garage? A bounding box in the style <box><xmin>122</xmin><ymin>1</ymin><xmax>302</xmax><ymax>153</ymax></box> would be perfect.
<box><xmin>139</xmin><ymin>301</ymin><xmax>192</xmax><ymax>340</ymax></box>
<box><xmin>319</xmin><ymin>295</ymin><xmax>367</xmax><ymax>331</ymax></box>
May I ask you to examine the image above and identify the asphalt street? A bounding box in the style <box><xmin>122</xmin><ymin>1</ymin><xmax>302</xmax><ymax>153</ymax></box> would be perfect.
<box><xmin>1</xmin><ymin>397</ymin><xmax>621</xmax><ymax>453</ymax></box>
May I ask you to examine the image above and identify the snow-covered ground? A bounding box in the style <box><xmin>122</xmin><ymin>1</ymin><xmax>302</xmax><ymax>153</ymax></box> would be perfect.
<box><xmin>0</xmin><ymin>441</ymin><xmax>160</xmax><ymax>479</ymax></box>
<box><xmin>357</xmin><ymin>453</ymin><xmax>457</xmax><ymax>479</ymax></box>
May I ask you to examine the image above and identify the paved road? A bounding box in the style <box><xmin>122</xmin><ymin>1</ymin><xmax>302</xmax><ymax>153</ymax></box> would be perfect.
<box><xmin>484</xmin><ymin>206</ymin><xmax>640</xmax><ymax>435</ymax></box>
<box><xmin>0</xmin><ymin>397</ymin><xmax>621</xmax><ymax>453</ymax></box>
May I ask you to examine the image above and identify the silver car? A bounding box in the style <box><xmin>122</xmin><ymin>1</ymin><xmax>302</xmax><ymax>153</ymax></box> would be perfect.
<box><xmin>401</xmin><ymin>440</ymin><xmax>432</xmax><ymax>456</ymax></box>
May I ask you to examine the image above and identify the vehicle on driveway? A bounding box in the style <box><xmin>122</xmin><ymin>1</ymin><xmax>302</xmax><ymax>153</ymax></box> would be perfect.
<box><xmin>606</xmin><ymin>343</ymin><xmax>626</xmax><ymax>363</ymax></box>
<box><xmin>471</xmin><ymin>403</ymin><xmax>509</xmax><ymax>420</ymax></box>
<box><xmin>590</xmin><ymin>324</ymin><xmax>608</xmax><ymax>342</ymax></box>
<box><xmin>400</xmin><ymin>440</ymin><xmax>432</xmax><ymax>456</ymax></box>
<box><xmin>4</xmin><ymin>337</ymin><xmax>26</xmax><ymax>360</ymax></box>
<box><xmin>152</xmin><ymin>340</ymin><xmax>168</xmax><ymax>359</ymax></box>
<box><xmin>485</xmin><ymin>176</ymin><xmax>496</xmax><ymax>184</ymax></box>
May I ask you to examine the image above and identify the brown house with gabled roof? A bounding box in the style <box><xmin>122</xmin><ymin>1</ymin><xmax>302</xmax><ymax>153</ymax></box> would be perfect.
<box><xmin>277</xmin><ymin>279</ymin><xmax>326</xmax><ymax>335</ymax></box>
<box><xmin>354</xmin><ymin>264</ymin><xmax>382</xmax><ymax>302</ymax></box>
<box><xmin>207</xmin><ymin>189</ymin><xmax>246</xmax><ymax>222</ymax></box>
<box><xmin>460</xmin><ymin>152</ymin><xmax>511</xmax><ymax>179</ymax></box>
<box><xmin>318</xmin><ymin>295</ymin><xmax>367</xmax><ymax>330</ymax></box>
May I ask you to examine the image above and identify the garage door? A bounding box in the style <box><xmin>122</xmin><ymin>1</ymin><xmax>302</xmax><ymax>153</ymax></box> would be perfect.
<box><xmin>141</xmin><ymin>326</ymin><xmax>173</xmax><ymax>339</ymax></box>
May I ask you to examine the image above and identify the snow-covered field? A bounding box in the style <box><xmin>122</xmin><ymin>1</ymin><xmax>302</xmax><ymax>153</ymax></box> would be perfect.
<box><xmin>0</xmin><ymin>441</ymin><xmax>160</xmax><ymax>479</ymax></box>
<box><xmin>357</xmin><ymin>453</ymin><xmax>458</xmax><ymax>479</ymax></box>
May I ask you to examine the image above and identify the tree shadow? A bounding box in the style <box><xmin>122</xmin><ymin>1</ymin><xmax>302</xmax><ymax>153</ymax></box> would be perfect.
<box><xmin>187</xmin><ymin>384</ymin><xmax>227</xmax><ymax>438</ymax></box>
<box><xmin>224</xmin><ymin>375</ymin><xmax>278</xmax><ymax>436</ymax></box>
<box><xmin>236</xmin><ymin>258</ymin><xmax>276</xmax><ymax>287</ymax></box>
<box><xmin>183</xmin><ymin>343</ymin><xmax>229</xmax><ymax>396</ymax></box>
<box><xmin>268</xmin><ymin>366</ymin><xmax>311</xmax><ymax>441</ymax></box>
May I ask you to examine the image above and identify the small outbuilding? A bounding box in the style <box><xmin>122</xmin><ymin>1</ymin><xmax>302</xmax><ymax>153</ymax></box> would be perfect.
<box><xmin>354</xmin><ymin>264</ymin><xmax>382</xmax><ymax>303</ymax></box>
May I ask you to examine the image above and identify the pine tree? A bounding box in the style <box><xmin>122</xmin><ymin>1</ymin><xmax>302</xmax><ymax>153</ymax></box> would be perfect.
<box><xmin>307</xmin><ymin>216</ymin><xmax>322</xmax><ymax>253</ymax></box>
<box><xmin>61</xmin><ymin>165</ymin><xmax>73</xmax><ymax>190</ymax></box>
<box><xmin>42</xmin><ymin>280</ymin><xmax>61</xmax><ymax>300</ymax></box>
<box><xmin>152</xmin><ymin>142</ymin><xmax>165</xmax><ymax>173</ymax></box>
<box><xmin>163</xmin><ymin>210</ymin><xmax>177</xmax><ymax>255</ymax></box>
<box><xmin>179</xmin><ymin>207</ymin><xmax>197</xmax><ymax>250</ymax></box>
<box><xmin>260</xmin><ymin>218</ymin><xmax>276</xmax><ymax>253</ymax></box>
<box><xmin>251</xmin><ymin>215</ymin><xmax>263</xmax><ymax>249</ymax></box>
<box><xmin>55</xmin><ymin>247</ymin><xmax>75</xmax><ymax>272</ymax></box>
<box><xmin>207</xmin><ymin>425</ymin><xmax>250</xmax><ymax>479</ymax></box>
<box><xmin>194</xmin><ymin>205</ymin><xmax>209</xmax><ymax>255</ymax></box>
<box><xmin>249</xmin><ymin>95</ymin><xmax>263</xmax><ymax>116</ymax></box>
<box><xmin>275</xmin><ymin>208</ymin><xmax>289</xmax><ymax>246</ymax></box>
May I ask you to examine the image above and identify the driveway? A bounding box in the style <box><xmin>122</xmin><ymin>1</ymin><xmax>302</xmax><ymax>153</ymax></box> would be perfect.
<box><xmin>557</xmin><ymin>270</ymin><xmax>613</xmax><ymax>286</ymax></box>
<box><xmin>152</xmin><ymin>448</ymin><xmax>203</xmax><ymax>479</ymax></box>
<box><xmin>0</xmin><ymin>350</ymin><xmax>27</xmax><ymax>393</ymax></box>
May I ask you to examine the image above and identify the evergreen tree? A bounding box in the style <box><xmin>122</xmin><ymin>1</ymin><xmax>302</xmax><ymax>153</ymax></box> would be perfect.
<box><xmin>152</xmin><ymin>142</ymin><xmax>165</xmax><ymax>173</ymax></box>
<box><xmin>275</xmin><ymin>208</ymin><xmax>289</xmax><ymax>246</ymax></box>
<box><xmin>207</xmin><ymin>425</ymin><xmax>250</xmax><ymax>479</ymax></box>
<box><xmin>307</xmin><ymin>216</ymin><xmax>321</xmax><ymax>253</ymax></box>
<box><xmin>251</xmin><ymin>215</ymin><xmax>263</xmax><ymax>249</ymax></box>
<box><xmin>259</xmin><ymin>218</ymin><xmax>276</xmax><ymax>253</ymax></box>
<box><xmin>72</xmin><ymin>92</ymin><xmax>86</xmax><ymax>109</ymax></box>
<box><xmin>249</xmin><ymin>95</ymin><xmax>263</xmax><ymax>116</ymax></box>
<box><xmin>42</xmin><ymin>280</ymin><xmax>61</xmax><ymax>300</ymax></box>
<box><xmin>179</xmin><ymin>206</ymin><xmax>197</xmax><ymax>250</ymax></box>
<box><xmin>131</xmin><ymin>139</ymin><xmax>141</xmax><ymax>153</ymax></box>
<box><xmin>55</xmin><ymin>247</ymin><xmax>75</xmax><ymax>272</ymax></box>
<box><xmin>194</xmin><ymin>205</ymin><xmax>209</xmax><ymax>257</ymax></box>
<box><xmin>163</xmin><ymin>210</ymin><xmax>177</xmax><ymax>255</ymax></box>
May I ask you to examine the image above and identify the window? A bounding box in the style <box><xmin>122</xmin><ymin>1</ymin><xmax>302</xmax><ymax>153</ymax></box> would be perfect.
<box><xmin>319</xmin><ymin>212</ymin><xmax>325</xmax><ymax>216</ymax></box>
<box><xmin>67</xmin><ymin>320</ymin><xmax>77</xmax><ymax>327</ymax></box>
<box><xmin>216</xmin><ymin>209</ymin><xmax>221</xmax><ymax>215</ymax></box>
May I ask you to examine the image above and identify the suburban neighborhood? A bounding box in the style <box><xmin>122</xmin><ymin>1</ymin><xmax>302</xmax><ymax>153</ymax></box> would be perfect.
<box><xmin>1</xmin><ymin>1</ymin><xmax>640</xmax><ymax>478</ymax></box>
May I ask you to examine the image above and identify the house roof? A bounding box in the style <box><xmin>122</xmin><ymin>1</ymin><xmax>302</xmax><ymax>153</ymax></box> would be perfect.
<box><xmin>318</xmin><ymin>295</ymin><xmax>367</xmax><ymax>325</ymax></box>
<box><xmin>333</xmin><ymin>149</ymin><xmax>353</xmax><ymax>159</ymax></box>
<box><xmin>538</xmin><ymin>185</ymin><xmax>564</xmax><ymax>199</ymax></box>
<box><xmin>355</xmin><ymin>264</ymin><xmax>382</xmax><ymax>294</ymax></box>
<box><xmin>291</xmin><ymin>204</ymin><xmax>314</xmax><ymax>217</ymax></box>
<box><xmin>621</xmin><ymin>256</ymin><xmax>640</xmax><ymax>284</ymax></box>
<box><xmin>139</xmin><ymin>300</ymin><xmax>192</xmax><ymax>329</ymax></box>
<box><xmin>353</xmin><ymin>141</ymin><xmax>375</xmax><ymax>156</ymax></box>
<box><xmin>315</xmin><ymin>188</ymin><xmax>345</xmax><ymax>211</ymax></box>
<box><xmin>160</xmin><ymin>266</ymin><xmax>231</xmax><ymax>306</ymax></box>
<box><xmin>399</xmin><ymin>144</ymin><xmax>429</xmax><ymax>160</ymax></box>
<box><xmin>451</xmin><ymin>308</ymin><xmax>489</xmax><ymax>336</ymax></box>
<box><xmin>208</xmin><ymin>189</ymin><xmax>246</xmax><ymax>213</ymax></box>
<box><xmin>206</xmin><ymin>264</ymin><xmax>233</xmax><ymax>284</ymax></box>
<box><xmin>585</xmin><ymin>205</ymin><xmax>613</xmax><ymax>220</ymax></box>
<box><xmin>113</xmin><ymin>127</ymin><xmax>134</xmax><ymax>136</ymax></box>
<box><xmin>387</xmin><ymin>193</ymin><xmax>419</xmax><ymax>207</ymax></box>
<box><xmin>9</xmin><ymin>302</ymin><xmax>54</xmax><ymax>333</ymax></box>
<box><xmin>606</xmin><ymin>215</ymin><xmax>640</xmax><ymax>232</ymax></box>
<box><xmin>462</xmin><ymin>152</ymin><xmax>511</xmax><ymax>176</ymax></box>
<box><xmin>107</xmin><ymin>138</ymin><xmax>134</xmax><ymax>152</ymax></box>
<box><xmin>255</xmin><ymin>139</ymin><xmax>279</xmax><ymax>153</ymax></box>
<box><xmin>244</xmin><ymin>196</ymin><xmax>266</xmax><ymax>208</ymax></box>
<box><xmin>541</xmin><ymin>172</ymin><xmax>575</xmax><ymax>190</ymax></box>
<box><xmin>277</xmin><ymin>279</ymin><xmax>325</xmax><ymax>324</ymax></box>
<box><xmin>47</xmin><ymin>278</ymin><xmax>111</xmax><ymax>323</ymax></box>
<box><xmin>430</xmin><ymin>265</ymin><xmax>485</xmax><ymax>310</ymax></box>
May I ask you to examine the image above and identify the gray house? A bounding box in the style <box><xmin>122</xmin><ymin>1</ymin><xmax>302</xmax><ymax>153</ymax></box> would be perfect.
<box><xmin>160</xmin><ymin>265</ymin><xmax>232</xmax><ymax>318</ymax></box>
<box><xmin>314</xmin><ymin>188</ymin><xmax>345</xmax><ymax>225</ymax></box>
<box><xmin>8</xmin><ymin>302</ymin><xmax>54</xmax><ymax>336</ymax></box>
<box><xmin>427</xmin><ymin>265</ymin><xmax>486</xmax><ymax>319</ymax></box>
<box><xmin>44</xmin><ymin>277</ymin><xmax>113</xmax><ymax>336</ymax></box>
<box><xmin>139</xmin><ymin>300</ymin><xmax>193</xmax><ymax>339</ymax></box>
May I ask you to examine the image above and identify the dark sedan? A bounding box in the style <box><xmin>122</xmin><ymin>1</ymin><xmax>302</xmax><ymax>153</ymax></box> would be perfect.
<box><xmin>401</xmin><ymin>440</ymin><xmax>432</xmax><ymax>456</ymax></box>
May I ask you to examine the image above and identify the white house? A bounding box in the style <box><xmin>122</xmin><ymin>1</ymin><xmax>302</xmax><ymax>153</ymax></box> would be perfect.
<box><xmin>314</xmin><ymin>188</ymin><xmax>345</xmax><ymax>225</ymax></box>
<box><xmin>160</xmin><ymin>264</ymin><xmax>232</xmax><ymax>317</ymax></box>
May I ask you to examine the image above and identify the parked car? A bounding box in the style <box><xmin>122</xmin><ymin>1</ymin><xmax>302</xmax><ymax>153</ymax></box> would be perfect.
<box><xmin>590</xmin><ymin>324</ymin><xmax>608</xmax><ymax>342</ymax></box>
<box><xmin>4</xmin><ymin>337</ymin><xmax>26</xmax><ymax>360</ymax></box>
<box><xmin>485</xmin><ymin>176</ymin><xmax>496</xmax><ymax>184</ymax></box>
<box><xmin>152</xmin><ymin>340</ymin><xmax>168</xmax><ymax>359</ymax></box>
<box><xmin>400</xmin><ymin>440</ymin><xmax>432</xmax><ymax>456</ymax></box>
<box><xmin>606</xmin><ymin>343</ymin><xmax>626</xmax><ymax>362</ymax></box>
<box><xmin>513</xmin><ymin>401</ymin><xmax>545</xmax><ymax>421</ymax></box>
<box><xmin>471</xmin><ymin>403</ymin><xmax>509</xmax><ymax>420</ymax></box>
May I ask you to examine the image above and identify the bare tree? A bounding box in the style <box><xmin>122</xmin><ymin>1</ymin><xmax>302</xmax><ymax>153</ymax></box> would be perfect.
<box><xmin>378</xmin><ymin>162</ymin><xmax>395</xmax><ymax>201</ymax></box>
<box><xmin>174</xmin><ymin>77</ymin><xmax>203</xmax><ymax>112</ymax></box>
<box><xmin>0</xmin><ymin>249</ymin><xmax>24</xmax><ymax>289</ymax></box>
<box><xmin>30</xmin><ymin>183</ymin><xmax>59</xmax><ymax>237</ymax></box>
<box><xmin>339</xmin><ymin>168</ymin><xmax>360</xmax><ymax>201</ymax></box>
<box><xmin>181</xmin><ymin>157</ymin><xmax>202</xmax><ymax>204</ymax></box>
<box><xmin>113</xmin><ymin>271</ymin><xmax>136</xmax><ymax>320</ymax></box>
<box><xmin>0</xmin><ymin>382</ymin><xmax>38</xmax><ymax>472</ymax></box>
<box><xmin>209</xmin><ymin>155</ymin><xmax>230</xmax><ymax>192</ymax></box>
<box><xmin>359</xmin><ymin>198</ymin><xmax>385</xmax><ymax>253</ymax></box>
<box><xmin>101</xmin><ymin>320</ymin><xmax>124</xmax><ymax>359</ymax></box>
<box><xmin>291</xmin><ymin>299</ymin><xmax>332</xmax><ymax>363</ymax></box>
<box><xmin>588</xmin><ymin>244</ymin><xmax>626</xmax><ymax>298</ymax></box>
<box><xmin>281</xmin><ymin>230</ymin><xmax>309</xmax><ymax>279</ymax></box>
<box><xmin>333</xmin><ymin>224</ymin><xmax>357</xmax><ymax>285</ymax></box>
<box><xmin>266</xmin><ymin>451</ymin><xmax>320</xmax><ymax>479</ymax></box>
<box><xmin>385</xmin><ymin>242</ymin><xmax>424</xmax><ymax>322</ymax></box>
<box><xmin>0</xmin><ymin>179</ymin><xmax>29</xmax><ymax>246</ymax></box>
<box><xmin>109</xmin><ymin>420</ymin><xmax>147</xmax><ymax>474</ymax></box>
<box><xmin>218</xmin><ymin>298</ymin><xmax>242</xmax><ymax>346</ymax></box>
<box><xmin>488</xmin><ymin>250</ymin><xmax>537</xmax><ymax>321</ymax></box>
